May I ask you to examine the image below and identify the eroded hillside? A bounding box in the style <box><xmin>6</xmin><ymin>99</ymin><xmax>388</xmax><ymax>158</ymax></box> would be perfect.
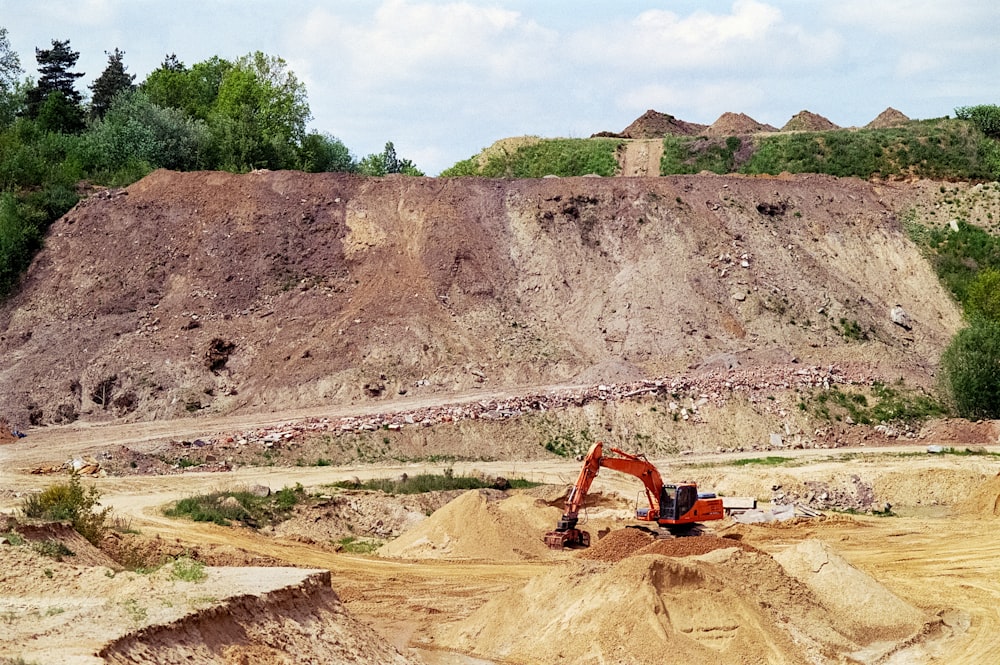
<box><xmin>0</xmin><ymin>170</ymin><xmax>960</xmax><ymax>426</ymax></box>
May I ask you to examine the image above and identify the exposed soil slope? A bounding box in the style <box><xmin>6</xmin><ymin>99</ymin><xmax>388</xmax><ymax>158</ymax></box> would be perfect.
<box><xmin>0</xmin><ymin>170</ymin><xmax>960</xmax><ymax>427</ymax></box>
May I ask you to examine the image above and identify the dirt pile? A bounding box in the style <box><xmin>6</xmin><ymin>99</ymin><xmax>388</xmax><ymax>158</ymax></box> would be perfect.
<box><xmin>577</xmin><ymin>526</ymin><xmax>654</xmax><ymax>561</ymax></box>
<box><xmin>434</xmin><ymin>540</ymin><xmax>929</xmax><ymax>664</ymax></box>
<box><xmin>955</xmin><ymin>471</ymin><xmax>1000</xmax><ymax>517</ymax></box>
<box><xmin>782</xmin><ymin>110</ymin><xmax>840</xmax><ymax>132</ymax></box>
<box><xmin>0</xmin><ymin>170</ymin><xmax>961</xmax><ymax>427</ymax></box>
<box><xmin>773</xmin><ymin>539</ymin><xmax>926</xmax><ymax>642</ymax></box>
<box><xmin>377</xmin><ymin>490</ymin><xmax>560</xmax><ymax>560</ymax></box>
<box><xmin>615</xmin><ymin>109</ymin><xmax>709</xmax><ymax>138</ymax></box>
<box><xmin>867</xmin><ymin>107</ymin><xmax>911</xmax><ymax>129</ymax></box>
<box><xmin>0</xmin><ymin>544</ymin><xmax>415</xmax><ymax>665</ymax></box>
<box><xmin>706</xmin><ymin>112</ymin><xmax>777</xmax><ymax>136</ymax></box>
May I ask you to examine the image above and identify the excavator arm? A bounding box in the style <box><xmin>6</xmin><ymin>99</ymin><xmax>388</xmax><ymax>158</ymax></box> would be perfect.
<box><xmin>545</xmin><ymin>442</ymin><xmax>666</xmax><ymax>548</ymax></box>
<box><xmin>545</xmin><ymin>441</ymin><xmax>723</xmax><ymax>549</ymax></box>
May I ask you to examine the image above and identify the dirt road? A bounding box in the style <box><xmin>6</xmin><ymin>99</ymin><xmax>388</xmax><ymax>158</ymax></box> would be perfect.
<box><xmin>619</xmin><ymin>139</ymin><xmax>664</xmax><ymax>176</ymax></box>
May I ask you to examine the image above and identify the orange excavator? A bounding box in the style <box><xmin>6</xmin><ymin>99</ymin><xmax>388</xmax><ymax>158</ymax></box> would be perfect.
<box><xmin>545</xmin><ymin>441</ymin><xmax>724</xmax><ymax>549</ymax></box>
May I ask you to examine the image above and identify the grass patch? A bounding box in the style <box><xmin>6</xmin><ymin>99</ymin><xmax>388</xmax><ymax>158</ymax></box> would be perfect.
<box><xmin>31</xmin><ymin>539</ymin><xmax>74</xmax><ymax>559</ymax></box>
<box><xmin>442</xmin><ymin>138</ymin><xmax>622</xmax><ymax>177</ymax></box>
<box><xmin>163</xmin><ymin>484</ymin><xmax>305</xmax><ymax>528</ymax></box>
<box><xmin>170</xmin><ymin>556</ymin><xmax>207</xmax><ymax>582</ymax></box>
<box><xmin>730</xmin><ymin>456</ymin><xmax>793</xmax><ymax>467</ymax></box>
<box><xmin>803</xmin><ymin>382</ymin><xmax>947</xmax><ymax>425</ymax></box>
<box><xmin>1</xmin><ymin>531</ymin><xmax>25</xmax><ymax>546</ymax></box>
<box><xmin>328</xmin><ymin>472</ymin><xmax>540</xmax><ymax>494</ymax></box>
<box><xmin>335</xmin><ymin>536</ymin><xmax>382</xmax><ymax>554</ymax></box>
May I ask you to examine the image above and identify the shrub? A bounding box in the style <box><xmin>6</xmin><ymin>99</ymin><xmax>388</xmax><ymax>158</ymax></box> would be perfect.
<box><xmin>955</xmin><ymin>104</ymin><xmax>1000</xmax><ymax>139</ymax></box>
<box><xmin>939</xmin><ymin>318</ymin><xmax>1000</xmax><ymax>419</ymax></box>
<box><xmin>164</xmin><ymin>484</ymin><xmax>305</xmax><ymax>527</ymax></box>
<box><xmin>20</xmin><ymin>474</ymin><xmax>110</xmax><ymax>545</ymax></box>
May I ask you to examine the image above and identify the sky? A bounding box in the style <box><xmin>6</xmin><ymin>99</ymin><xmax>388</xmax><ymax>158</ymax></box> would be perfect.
<box><xmin>1</xmin><ymin>0</ymin><xmax>998</xmax><ymax>174</ymax></box>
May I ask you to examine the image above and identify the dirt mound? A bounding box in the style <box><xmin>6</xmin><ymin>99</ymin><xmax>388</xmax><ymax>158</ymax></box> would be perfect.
<box><xmin>867</xmin><ymin>107</ymin><xmax>911</xmax><ymax>129</ymax></box>
<box><xmin>434</xmin><ymin>544</ymin><xmax>928</xmax><ymax>664</ymax></box>
<box><xmin>0</xmin><ymin>543</ymin><xmax>414</xmax><ymax>664</ymax></box>
<box><xmin>706</xmin><ymin>112</ymin><xmax>777</xmax><ymax>136</ymax></box>
<box><xmin>0</xmin><ymin>170</ymin><xmax>961</xmax><ymax>427</ymax></box>
<box><xmin>618</xmin><ymin>109</ymin><xmax>708</xmax><ymax>138</ymax></box>
<box><xmin>955</xmin><ymin>471</ymin><xmax>1000</xmax><ymax>517</ymax></box>
<box><xmin>577</xmin><ymin>527</ymin><xmax>654</xmax><ymax>561</ymax></box>
<box><xmin>782</xmin><ymin>110</ymin><xmax>840</xmax><ymax>132</ymax></box>
<box><xmin>101</xmin><ymin>531</ymin><xmax>285</xmax><ymax>569</ymax></box>
<box><xmin>773</xmin><ymin>539</ymin><xmax>926</xmax><ymax>642</ymax></box>
<box><xmin>377</xmin><ymin>490</ymin><xmax>559</xmax><ymax>560</ymax></box>
<box><xmin>14</xmin><ymin>521</ymin><xmax>122</xmax><ymax>568</ymax></box>
<box><xmin>637</xmin><ymin>534</ymin><xmax>759</xmax><ymax>557</ymax></box>
<box><xmin>99</xmin><ymin>571</ymin><xmax>414</xmax><ymax>665</ymax></box>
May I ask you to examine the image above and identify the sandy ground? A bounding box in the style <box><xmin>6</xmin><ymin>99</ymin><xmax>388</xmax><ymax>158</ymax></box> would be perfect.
<box><xmin>3</xmin><ymin>417</ymin><xmax>1000</xmax><ymax>663</ymax></box>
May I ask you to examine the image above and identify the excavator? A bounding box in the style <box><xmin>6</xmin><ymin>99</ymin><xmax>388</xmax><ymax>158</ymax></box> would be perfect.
<box><xmin>544</xmin><ymin>441</ymin><xmax>724</xmax><ymax>549</ymax></box>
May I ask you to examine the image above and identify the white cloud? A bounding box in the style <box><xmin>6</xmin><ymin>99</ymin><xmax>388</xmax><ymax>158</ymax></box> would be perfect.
<box><xmin>573</xmin><ymin>0</ymin><xmax>841</xmax><ymax>72</ymax></box>
<box><xmin>294</xmin><ymin>0</ymin><xmax>557</xmax><ymax>90</ymax></box>
<box><xmin>895</xmin><ymin>51</ymin><xmax>941</xmax><ymax>78</ymax></box>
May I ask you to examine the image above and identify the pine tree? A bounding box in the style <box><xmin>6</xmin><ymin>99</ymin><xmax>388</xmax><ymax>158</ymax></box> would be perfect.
<box><xmin>89</xmin><ymin>48</ymin><xmax>135</xmax><ymax>120</ymax></box>
<box><xmin>25</xmin><ymin>39</ymin><xmax>85</xmax><ymax>131</ymax></box>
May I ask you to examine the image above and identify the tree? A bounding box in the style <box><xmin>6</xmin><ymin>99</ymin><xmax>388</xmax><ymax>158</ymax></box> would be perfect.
<box><xmin>83</xmin><ymin>89</ymin><xmax>210</xmax><ymax>174</ymax></box>
<box><xmin>298</xmin><ymin>131</ymin><xmax>354</xmax><ymax>172</ymax></box>
<box><xmin>0</xmin><ymin>27</ymin><xmax>23</xmax><ymax>127</ymax></box>
<box><xmin>25</xmin><ymin>39</ymin><xmax>85</xmax><ymax>131</ymax></box>
<box><xmin>209</xmin><ymin>51</ymin><xmax>311</xmax><ymax>170</ymax></box>
<box><xmin>940</xmin><ymin>317</ymin><xmax>1000</xmax><ymax>419</ymax></box>
<box><xmin>142</xmin><ymin>54</ymin><xmax>231</xmax><ymax>122</ymax></box>
<box><xmin>358</xmin><ymin>141</ymin><xmax>424</xmax><ymax>176</ymax></box>
<box><xmin>89</xmin><ymin>48</ymin><xmax>135</xmax><ymax>120</ymax></box>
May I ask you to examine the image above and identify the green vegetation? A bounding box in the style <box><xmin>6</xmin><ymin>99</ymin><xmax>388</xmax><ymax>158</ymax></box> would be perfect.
<box><xmin>31</xmin><ymin>539</ymin><xmax>74</xmax><ymax>559</ymax></box>
<box><xmin>164</xmin><ymin>484</ymin><xmax>305</xmax><ymax>527</ymax></box>
<box><xmin>661</xmin><ymin>135</ymin><xmax>742</xmax><ymax>174</ymax></box>
<box><xmin>20</xmin><ymin>474</ymin><xmax>110</xmax><ymax>545</ymax></box>
<box><xmin>335</xmin><ymin>536</ymin><xmax>381</xmax><ymax>554</ymax></box>
<box><xmin>939</xmin><ymin>318</ymin><xmax>1000</xmax><ymax>419</ymax></box>
<box><xmin>442</xmin><ymin>138</ymin><xmax>621</xmax><ymax>177</ymax></box>
<box><xmin>802</xmin><ymin>382</ymin><xmax>946</xmax><ymax>425</ymax></box>
<box><xmin>730</xmin><ymin>456</ymin><xmax>792</xmax><ymax>467</ymax></box>
<box><xmin>539</xmin><ymin>420</ymin><xmax>595</xmax><ymax>457</ymax></box>
<box><xmin>328</xmin><ymin>471</ymin><xmax>539</xmax><ymax>494</ymax></box>
<box><xmin>0</xmin><ymin>26</ymin><xmax>423</xmax><ymax>301</ymax></box>
<box><xmin>1</xmin><ymin>531</ymin><xmax>24</xmax><ymax>546</ymax></box>
<box><xmin>170</xmin><ymin>556</ymin><xmax>207</xmax><ymax>582</ymax></box>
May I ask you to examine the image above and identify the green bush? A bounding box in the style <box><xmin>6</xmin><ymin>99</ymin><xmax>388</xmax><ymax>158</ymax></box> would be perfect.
<box><xmin>445</xmin><ymin>138</ymin><xmax>621</xmax><ymax>178</ymax></box>
<box><xmin>955</xmin><ymin>104</ymin><xmax>1000</xmax><ymax>139</ymax></box>
<box><xmin>164</xmin><ymin>484</ymin><xmax>305</xmax><ymax>527</ymax></box>
<box><xmin>964</xmin><ymin>268</ymin><xmax>1000</xmax><ymax>321</ymax></box>
<box><xmin>328</xmin><ymin>472</ymin><xmax>537</xmax><ymax>494</ymax></box>
<box><xmin>940</xmin><ymin>318</ymin><xmax>1000</xmax><ymax>419</ymax></box>
<box><xmin>20</xmin><ymin>474</ymin><xmax>110</xmax><ymax>545</ymax></box>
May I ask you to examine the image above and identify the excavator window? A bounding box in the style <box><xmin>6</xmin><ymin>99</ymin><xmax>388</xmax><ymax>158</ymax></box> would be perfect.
<box><xmin>676</xmin><ymin>485</ymin><xmax>696</xmax><ymax>518</ymax></box>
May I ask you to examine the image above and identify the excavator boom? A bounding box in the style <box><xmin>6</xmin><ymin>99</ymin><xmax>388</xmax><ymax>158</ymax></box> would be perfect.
<box><xmin>545</xmin><ymin>441</ymin><xmax>723</xmax><ymax>549</ymax></box>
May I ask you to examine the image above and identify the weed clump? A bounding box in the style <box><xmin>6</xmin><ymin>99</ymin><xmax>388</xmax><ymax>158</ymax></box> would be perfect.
<box><xmin>20</xmin><ymin>474</ymin><xmax>110</xmax><ymax>545</ymax></box>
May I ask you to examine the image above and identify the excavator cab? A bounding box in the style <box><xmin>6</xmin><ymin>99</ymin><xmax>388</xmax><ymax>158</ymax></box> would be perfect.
<box><xmin>659</xmin><ymin>484</ymin><xmax>696</xmax><ymax>522</ymax></box>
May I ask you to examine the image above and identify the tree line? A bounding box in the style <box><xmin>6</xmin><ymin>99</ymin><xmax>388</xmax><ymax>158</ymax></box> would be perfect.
<box><xmin>0</xmin><ymin>26</ymin><xmax>421</xmax><ymax>296</ymax></box>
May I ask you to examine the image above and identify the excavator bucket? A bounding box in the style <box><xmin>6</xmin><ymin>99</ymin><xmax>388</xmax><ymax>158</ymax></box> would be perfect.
<box><xmin>544</xmin><ymin>529</ymin><xmax>590</xmax><ymax>549</ymax></box>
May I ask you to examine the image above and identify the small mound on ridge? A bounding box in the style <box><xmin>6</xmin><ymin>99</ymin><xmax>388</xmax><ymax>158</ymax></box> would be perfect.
<box><xmin>707</xmin><ymin>112</ymin><xmax>777</xmax><ymax>136</ymax></box>
<box><xmin>782</xmin><ymin>110</ymin><xmax>840</xmax><ymax>132</ymax></box>
<box><xmin>620</xmin><ymin>109</ymin><xmax>708</xmax><ymax>138</ymax></box>
<box><xmin>866</xmin><ymin>107</ymin><xmax>910</xmax><ymax>129</ymax></box>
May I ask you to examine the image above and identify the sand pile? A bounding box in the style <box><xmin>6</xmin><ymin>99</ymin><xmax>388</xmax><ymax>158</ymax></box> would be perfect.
<box><xmin>434</xmin><ymin>539</ymin><xmax>930</xmax><ymax>664</ymax></box>
<box><xmin>955</xmin><ymin>471</ymin><xmax>1000</xmax><ymax>517</ymax></box>
<box><xmin>377</xmin><ymin>490</ymin><xmax>561</xmax><ymax>560</ymax></box>
<box><xmin>773</xmin><ymin>540</ymin><xmax>925</xmax><ymax>642</ymax></box>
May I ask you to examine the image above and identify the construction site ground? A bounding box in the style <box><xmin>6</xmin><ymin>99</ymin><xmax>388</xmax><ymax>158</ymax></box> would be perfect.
<box><xmin>2</xmin><ymin>413</ymin><xmax>1000</xmax><ymax>664</ymax></box>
